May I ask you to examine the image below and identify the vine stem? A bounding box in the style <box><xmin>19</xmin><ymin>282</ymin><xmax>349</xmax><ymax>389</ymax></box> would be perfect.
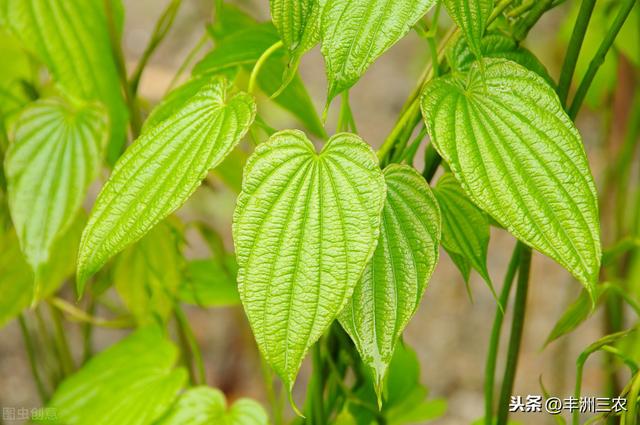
<box><xmin>248</xmin><ymin>41</ymin><xmax>284</xmax><ymax>96</ymax></box>
<box><xmin>568</xmin><ymin>0</ymin><xmax>637</xmax><ymax>120</ymax></box>
<box><xmin>484</xmin><ymin>243</ymin><xmax>523</xmax><ymax>425</ymax></box>
<box><xmin>556</xmin><ymin>0</ymin><xmax>596</xmax><ymax>106</ymax></box>
<box><xmin>18</xmin><ymin>314</ymin><xmax>48</xmax><ymax>402</ymax></box>
<box><xmin>309</xmin><ymin>342</ymin><xmax>326</xmax><ymax>424</ymax></box>
<box><xmin>174</xmin><ymin>306</ymin><xmax>207</xmax><ymax>385</ymax></box>
<box><xmin>496</xmin><ymin>244</ymin><xmax>532</xmax><ymax>425</ymax></box>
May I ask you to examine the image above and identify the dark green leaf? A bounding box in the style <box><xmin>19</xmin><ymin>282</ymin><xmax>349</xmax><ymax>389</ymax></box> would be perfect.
<box><xmin>434</xmin><ymin>173</ymin><xmax>491</xmax><ymax>285</ymax></box>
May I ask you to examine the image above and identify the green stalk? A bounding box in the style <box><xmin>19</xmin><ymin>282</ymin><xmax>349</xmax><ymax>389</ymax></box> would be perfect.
<box><xmin>260</xmin><ymin>356</ymin><xmax>283</xmax><ymax>425</ymax></box>
<box><xmin>568</xmin><ymin>0</ymin><xmax>637</xmax><ymax>120</ymax></box>
<box><xmin>248</xmin><ymin>41</ymin><xmax>284</xmax><ymax>96</ymax></box>
<box><xmin>18</xmin><ymin>314</ymin><xmax>48</xmax><ymax>402</ymax></box>
<box><xmin>496</xmin><ymin>244</ymin><xmax>532</xmax><ymax>425</ymax></box>
<box><xmin>81</xmin><ymin>298</ymin><xmax>96</xmax><ymax>363</ymax></box>
<box><xmin>556</xmin><ymin>0</ymin><xmax>597</xmax><ymax>106</ymax></box>
<box><xmin>48</xmin><ymin>303</ymin><xmax>75</xmax><ymax>376</ymax></box>
<box><xmin>309</xmin><ymin>342</ymin><xmax>326</xmax><ymax>424</ymax></box>
<box><xmin>513</xmin><ymin>0</ymin><xmax>554</xmax><ymax>41</ymax></box>
<box><xmin>103</xmin><ymin>0</ymin><xmax>141</xmax><ymax>138</ymax></box>
<box><xmin>422</xmin><ymin>143</ymin><xmax>442</xmax><ymax>183</ymax></box>
<box><xmin>174</xmin><ymin>307</ymin><xmax>207</xmax><ymax>385</ymax></box>
<box><xmin>484</xmin><ymin>243</ymin><xmax>523</xmax><ymax>425</ymax></box>
<box><xmin>130</xmin><ymin>0</ymin><xmax>182</xmax><ymax>96</ymax></box>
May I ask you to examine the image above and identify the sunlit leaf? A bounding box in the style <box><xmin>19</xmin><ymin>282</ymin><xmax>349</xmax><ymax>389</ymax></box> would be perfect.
<box><xmin>270</xmin><ymin>0</ymin><xmax>320</xmax><ymax>58</ymax></box>
<box><xmin>5</xmin><ymin>98</ymin><xmax>107</xmax><ymax>275</ymax></box>
<box><xmin>320</xmin><ymin>0</ymin><xmax>437</xmax><ymax>103</ymax></box>
<box><xmin>447</xmin><ymin>32</ymin><xmax>551</xmax><ymax>83</ymax></box>
<box><xmin>434</xmin><ymin>173</ymin><xmax>491</xmax><ymax>285</ymax></box>
<box><xmin>156</xmin><ymin>386</ymin><xmax>268</xmax><ymax>425</ymax></box>
<box><xmin>443</xmin><ymin>0</ymin><xmax>493</xmax><ymax>58</ymax></box>
<box><xmin>77</xmin><ymin>78</ymin><xmax>255</xmax><ymax>291</ymax></box>
<box><xmin>339</xmin><ymin>164</ymin><xmax>441</xmax><ymax>397</ymax></box>
<box><xmin>233</xmin><ymin>130</ymin><xmax>386</xmax><ymax>390</ymax></box>
<box><xmin>421</xmin><ymin>58</ymin><xmax>601</xmax><ymax>295</ymax></box>
<box><xmin>5</xmin><ymin>0</ymin><xmax>127</xmax><ymax>163</ymax></box>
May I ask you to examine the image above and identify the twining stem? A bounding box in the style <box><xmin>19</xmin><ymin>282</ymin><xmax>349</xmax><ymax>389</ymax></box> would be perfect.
<box><xmin>174</xmin><ymin>306</ymin><xmax>207</xmax><ymax>385</ymax></box>
<box><xmin>484</xmin><ymin>243</ymin><xmax>523</xmax><ymax>425</ymax></box>
<box><xmin>48</xmin><ymin>303</ymin><xmax>75</xmax><ymax>376</ymax></box>
<box><xmin>513</xmin><ymin>0</ymin><xmax>554</xmax><ymax>41</ymax></box>
<box><xmin>18</xmin><ymin>314</ymin><xmax>48</xmax><ymax>402</ymax></box>
<box><xmin>103</xmin><ymin>0</ymin><xmax>141</xmax><ymax>138</ymax></box>
<box><xmin>496</xmin><ymin>244</ymin><xmax>532</xmax><ymax>425</ymax></box>
<box><xmin>556</xmin><ymin>0</ymin><xmax>596</xmax><ymax>106</ymax></box>
<box><xmin>568</xmin><ymin>0</ymin><xmax>637</xmax><ymax>120</ymax></box>
<box><xmin>50</xmin><ymin>296</ymin><xmax>133</xmax><ymax>328</ymax></box>
<box><xmin>248</xmin><ymin>41</ymin><xmax>284</xmax><ymax>96</ymax></box>
<box><xmin>130</xmin><ymin>0</ymin><xmax>182</xmax><ymax>96</ymax></box>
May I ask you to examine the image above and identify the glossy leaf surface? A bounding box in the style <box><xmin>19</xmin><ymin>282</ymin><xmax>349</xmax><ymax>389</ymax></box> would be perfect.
<box><xmin>5</xmin><ymin>98</ymin><xmax>107</xmax><ymax>274</ymax></box>
<box><xmin>233</xmin><ymin>130</ymin><xmax>386</xmax><ymax>389</ymax></box>
<box><xmin>37</xmin><ymin>326</ymin><xmax>187</xmax><ymax>425</ymax></box>
<box><xmin>156</xmin><ymin>386</ymin><xmax>268</xmax><ymax>425</ymax></box>
<box><xmin>421</xmin><ymin>58</ymin><xmax>601</xmax><ymax>294</ymax></box>
<box><xmin>77</xmin><ymin>78</ymin><xmax>255</xmax><ymax>290</ymax></box>
<box><xmin>320</xmin><ymin>0</ymin><xmax>436</xmax><ymax>102</ymax></box>
<box><xmin>339</xmin><ymin>164</ymin><xmax>441</xmax><ymax>394</ymax></box>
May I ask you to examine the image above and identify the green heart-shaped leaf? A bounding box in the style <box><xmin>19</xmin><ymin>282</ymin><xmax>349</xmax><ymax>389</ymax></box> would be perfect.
<box><xmin>421</xmin><ymin>58</ymin><xmax>601</xmax><ymax>295</ymax></box>
<box><xmin>339</xmin><ymin>164</ymin><xmax>441</xmax><ymax>398</ymax></box>
<box><xmin>233</xmin><ymin>130</ymin><xmax>386</xmax><ymax>390</ymax></box>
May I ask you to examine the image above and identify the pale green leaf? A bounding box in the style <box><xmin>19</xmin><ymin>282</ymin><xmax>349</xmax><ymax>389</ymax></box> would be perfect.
<box><xmin>77</xmin><ymin>78</ymin><xmax>256</xmax><ymax>291</ymax></box>
<box><xmin>0</xmin><ymin>215</ymin><xmax>83</xmax><ymax>328</ymax></box>
<box><xmin>270</xmin><ymin>0</ymin><xmax>320</xmax><ymax>58</ymax></box>
<box><xmin>5</xmin><ymin>98</ymin><xmax>107</xmax><ymax>274</ymax></box>
<box><xmin>0</xmin><ymin>29</ymin><xmax>32</xmax><ymax>119</ymax></box>
<box><xmin>5</xmin><ymin>0</ymin><xmax>127</xmax><ymax>163</ymax></box>
<box><xmin>320</xmin><ymin>0</ymin><xmax>437</xmax><ymax>102</ymax></box>
<box><xmin>447</xmin><ymin>32</ymin><xmax>551</xmax><ymax>83</ymax></box>
<box><xmin>156</xmin><ymin>386</ymin><xmax>268</xmax><ymax>425</ymax></box>
<box><xmin>233</xmin><ymin>130</ymin><xmax>386</xmax><ymax>389</ymax></box>
<box><xmin>339</xmin><ymin>164</ymin><xmax>441</xmax><ymax>395</ymax></box>
<box><xmin>421</xmin><ymin>58</ymin><xmax>601</xmax><ymax>294</ymax></box>
<box><xmin>443</xmin><ymin>0</ymin><xmax>493</xmax><ymax>58</ymax></box>
<box><xmin>113</xmin><ymin>221</ymin><xmax>183</xmax><ymax>324</ymax></box>
<box><xmin>179</xmin><ymin>258</ymin><xmax>240</xmax><ymax>307</ymax></box>
<box><xmin>434</xmin><ymin>173</ymin><xmax>491</xmax><ymax>284</ymax></box>
<box><xmin>36</xmin><ymin>326</ymin><xmax>187</xmax><ymax>425</ymax></box>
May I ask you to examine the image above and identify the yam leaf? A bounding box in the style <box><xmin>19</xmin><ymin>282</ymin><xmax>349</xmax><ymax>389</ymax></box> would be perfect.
<box><xmin>434</xmin><ymin>173</ymin><xmax>491</xmax><ymax>285</ymax></box>
<box><xmin>113</xmin><ymin>221</ymin><xmax>183</xmax><ymax>325</ymax></box>
<box><xmin>77</xmin><ymin>78</ymin><xmax>255</xmax><ymax>292</ymax></box>
<box><xmin>5</xmin><ymin>0</ymin><xmax>127</xmax><ymax>163</ymax></box>
<box><xmin>233</xmin><ymin>130</ymin><xmax>386</xmax><ymax>392</ymax></box>
<box><xmin>320</xmin><ymin>0</ymin><xmax>437</xmax><ymax>103</ymax></box>
<box><xmin>36</xmin><ymin>326</ymin><xmax>187</xmax><ymax>425</ymax></box>
<box><xmin>339</xmin><ymin>164</ymin><xmax>441</xmax><ymax>398</ymax></box>
<box><xmin>156</xmin><ymin>386</ymin><xmax>268</xmax><ymax>425</ymax></box>
<box><xmin>443</xmin><ymin>0</ymin><xmax>493</xmax><ymax>59</ymax></box>
<box><xmin>5</xmin><ymin>98</ymin><xmax>107</xmax><ymax>276</ymax></box>
<box><xmin>270</xmin><ymin>0</ymin><xmax>320</xmax><ymax>58</ymax></box>
<box><xmin>421</xmin><ymin>58</ymin><xmax>601</xmax><ymax>296</ymax></box>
